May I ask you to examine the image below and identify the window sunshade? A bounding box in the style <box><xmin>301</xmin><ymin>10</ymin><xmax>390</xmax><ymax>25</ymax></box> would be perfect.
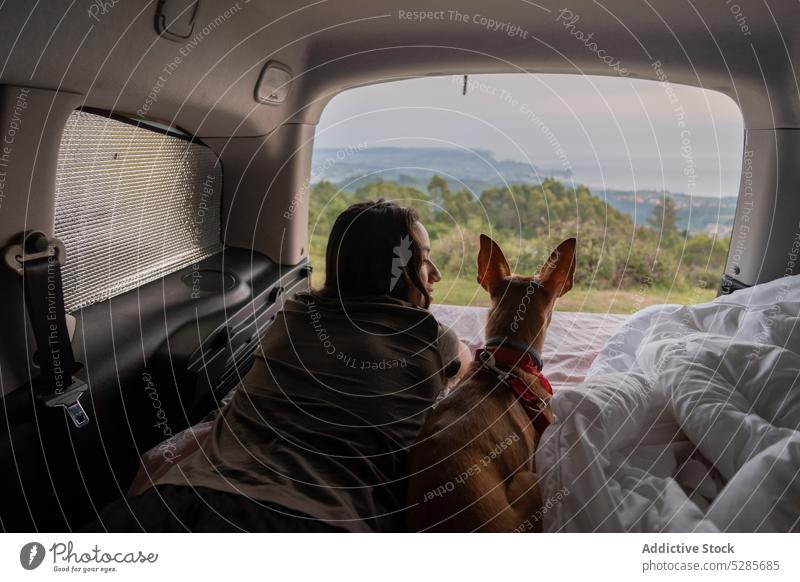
<box><xmin>54</xmin><ymin>111</ymin><xmax>223</xmax><ymax>312</ymax></box>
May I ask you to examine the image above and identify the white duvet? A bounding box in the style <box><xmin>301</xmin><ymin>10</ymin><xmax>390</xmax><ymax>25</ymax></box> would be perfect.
<box><xmin>537</xmin><ymin>275</ymin><xmax>800</xmax><ymax>532</ymax></box>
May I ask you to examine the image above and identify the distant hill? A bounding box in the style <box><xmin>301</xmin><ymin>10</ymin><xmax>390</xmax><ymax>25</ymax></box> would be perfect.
<box><xmin>311</xmin><ymin>146</ymin><xmax>572</xmax><ymax>193</ymax></box>
<box><xmin>311</xmin><ymin>146</ymin><xmax>737</xmax><ymax>234</ymax></box>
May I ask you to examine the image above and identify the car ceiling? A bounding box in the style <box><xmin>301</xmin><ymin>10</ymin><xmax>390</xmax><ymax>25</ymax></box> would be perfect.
<box><xmin>0</xmin><ymin>0</ymin><xmax>798</xmax><ymax>138</ymax></box>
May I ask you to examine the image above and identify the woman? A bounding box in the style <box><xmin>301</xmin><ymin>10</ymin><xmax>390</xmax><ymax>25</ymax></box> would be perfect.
<box><xmin>92</xmin><ymin>200</ymin><xmax>470</xmax><ymax>532</ymax></box>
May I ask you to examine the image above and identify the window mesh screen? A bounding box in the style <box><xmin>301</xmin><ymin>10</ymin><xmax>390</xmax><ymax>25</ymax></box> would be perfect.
<box><xmin>54</xmin><ymin>111</ymin><xmax>223</xmax><ymax>312</ymax></box>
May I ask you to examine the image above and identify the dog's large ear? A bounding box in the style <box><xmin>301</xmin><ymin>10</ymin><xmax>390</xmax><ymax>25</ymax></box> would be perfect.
<box><xmin>477</xmin><ymin>234</ymin><xmax>511</xmax><ymax>292</ymax></box>
<box><xmin>538</xmin><ymin>238</ymin><xmax>577</xmax><ymax>297</ymax></box>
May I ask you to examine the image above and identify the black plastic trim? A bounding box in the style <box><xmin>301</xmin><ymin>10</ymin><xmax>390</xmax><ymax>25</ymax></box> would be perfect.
<box><xmin>0</xmin><ymin>247</ymin><xmax>310</xmax><ymax>531</ymax></box>
<box><xmin>718</xmin><ymin>274</ymin><xmax>752</xmax><ymax>296</ymax></box>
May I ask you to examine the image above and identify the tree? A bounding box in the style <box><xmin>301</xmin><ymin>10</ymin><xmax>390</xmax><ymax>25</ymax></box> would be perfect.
<box><xmin>426</xmin><ymin>175</ymin><xmax>450</xmax><ymax>207</ymax></box>
<box><xmin>308</xmin><ymin>181</ymin><xmax>349</xmax><ymax>233</ymax></box>
<box><xmin>648</xmin><ymin>196</ymin><xmax>679</xmax><ymax>239</ymax></box>
<box><xmin>426</xmin><ymin>175</ymin><xmax>477</xmax><ymax>226</ymax></box>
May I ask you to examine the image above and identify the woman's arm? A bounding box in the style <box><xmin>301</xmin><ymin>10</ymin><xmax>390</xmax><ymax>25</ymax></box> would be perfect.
<box><xmin>437</xmin><ymin>324</ymin><xmax>473</xmax><ymax>389</ymax></box>
<box><xmin>446</xmin><ymin>340</ymin><xmax>473</xmax><ymax>389</ymax></box>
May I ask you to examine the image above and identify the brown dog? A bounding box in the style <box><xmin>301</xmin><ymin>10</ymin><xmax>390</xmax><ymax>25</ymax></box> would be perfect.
<box><xmin>407</xmin><ymin>235</ymin><xmax>576</xmax><ymax>532</ymax></box>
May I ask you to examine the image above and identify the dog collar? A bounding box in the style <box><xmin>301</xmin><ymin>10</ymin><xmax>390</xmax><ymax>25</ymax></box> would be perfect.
<box><xmin>484</xmin><ymin>336</ymin><xmax>544</xmax><ymax>371</ymax></box>
<box><xmin>475</xmin><ymin>345</ymin><xmax>553</xmax><ymax>436</ymax></box>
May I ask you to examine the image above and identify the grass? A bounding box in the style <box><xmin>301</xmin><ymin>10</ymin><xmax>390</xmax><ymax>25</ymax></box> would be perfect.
<box><xmin>434</xmin><ymin>276</ymin><xmax>717</xmax><ymax>313</ymax></box>
<box><xmin>310</xmin><ymin>267</ymin><xmax>718</xmax><ymax>314</ymax></box>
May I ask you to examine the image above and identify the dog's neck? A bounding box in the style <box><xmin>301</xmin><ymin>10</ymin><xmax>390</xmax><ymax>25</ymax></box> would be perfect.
<box><xmin>484</xmin><ymin>336</ymin><xmax>544</xmax><ymax>370</ymax></box>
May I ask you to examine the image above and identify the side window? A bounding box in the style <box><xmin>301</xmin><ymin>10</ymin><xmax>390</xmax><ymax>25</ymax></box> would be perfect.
<box><xmin>54</xmin><ymin>111</ymin><xmax>222</xmax><ymax>312</ymax></box>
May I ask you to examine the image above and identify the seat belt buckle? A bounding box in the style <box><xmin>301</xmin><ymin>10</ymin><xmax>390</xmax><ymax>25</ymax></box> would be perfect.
<box><xmin>3</xmin><ymin>231</ymin><xmax>66</xmax><ymax>275</ymax></box>
<box><xmin>38</xmin><ymin>377</ymin><xmax>90</xmax><ymax>428</ymax></box>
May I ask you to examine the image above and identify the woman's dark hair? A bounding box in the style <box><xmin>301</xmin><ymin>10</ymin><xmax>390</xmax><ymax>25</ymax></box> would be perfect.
<box><xmin>319</xmin><ymin>199</ymin><xmax>431</xmax><ymax>308</ymax></box>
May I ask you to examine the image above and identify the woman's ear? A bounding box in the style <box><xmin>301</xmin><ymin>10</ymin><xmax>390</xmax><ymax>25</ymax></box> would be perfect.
<box><xmin>538</xmin><ymin>238</ymin><xmax>577</xmax><ymax>297</ymax></box>
<box><xmin>477</xmin><ymin>234</ymin><xmax>511</xmax><ymax>292</ymax></box>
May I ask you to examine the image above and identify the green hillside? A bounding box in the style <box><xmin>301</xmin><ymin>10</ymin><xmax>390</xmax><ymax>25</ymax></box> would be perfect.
<box><xmin>308</xmin><ymin>177</ymin><xmax>728</xmax><ymax>311</ymax></box>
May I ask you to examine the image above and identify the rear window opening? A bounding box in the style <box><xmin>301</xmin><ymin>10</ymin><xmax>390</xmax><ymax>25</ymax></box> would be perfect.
<box><xmin>310</xmin><ymin>74</ymin><xmax>744</xmax><ymax>313</ymax></box>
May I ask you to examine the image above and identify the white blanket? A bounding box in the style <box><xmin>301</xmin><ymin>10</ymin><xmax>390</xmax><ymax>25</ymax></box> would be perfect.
<box><xmin>537</xmin><ymin>276</ymin><xmax>800</xmax><ymax>532</ymax></box>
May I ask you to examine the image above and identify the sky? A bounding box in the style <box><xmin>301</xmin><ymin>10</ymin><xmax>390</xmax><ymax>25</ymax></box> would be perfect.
<box><xmin>314</xmin><ymin>74</ymin><xmax>745</xmax><ymax>198</ymax></box>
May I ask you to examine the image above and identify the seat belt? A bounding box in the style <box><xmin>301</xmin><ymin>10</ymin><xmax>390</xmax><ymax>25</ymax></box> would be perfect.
<box><xmin>4</xmin><ymin>231</ymin><xmax>89</xmax><ymax>428</ymax></box>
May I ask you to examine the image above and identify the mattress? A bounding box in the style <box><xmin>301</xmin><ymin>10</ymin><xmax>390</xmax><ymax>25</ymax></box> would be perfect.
<box><xmin>129</xmin><ymin>305</ymin><xmax>627</xmax><ymax>495</ymax></box>
<box><xmin>430</xmin><ymin>304</ymin><xmax>627</xmax><ymax>389</ymax></box>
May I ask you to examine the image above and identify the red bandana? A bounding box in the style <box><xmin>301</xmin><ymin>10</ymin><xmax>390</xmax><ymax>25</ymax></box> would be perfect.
<box><xmin>475</xmin><ymin>346</ymin><xmax>553</xmax><ymax>435</ymax></box>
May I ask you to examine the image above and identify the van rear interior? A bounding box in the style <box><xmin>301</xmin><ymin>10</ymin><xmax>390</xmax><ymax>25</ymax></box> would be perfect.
<box><xmin>0</xmin><ymin>0</ymin><xmax>798</xmax><ymax>531</ymax></box>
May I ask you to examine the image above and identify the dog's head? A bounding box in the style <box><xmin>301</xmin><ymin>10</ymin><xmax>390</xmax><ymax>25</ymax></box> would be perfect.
<box><xmin>477</xmin><ymin>235</ymin><xmax>577</xmax><ymax>349</ymax></box>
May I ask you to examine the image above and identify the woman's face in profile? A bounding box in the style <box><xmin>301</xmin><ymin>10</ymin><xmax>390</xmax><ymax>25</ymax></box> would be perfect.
<box><xmin>409</xmin><ymin>221</ymin><xmax>442</xmax><ymax>307</ymax></box>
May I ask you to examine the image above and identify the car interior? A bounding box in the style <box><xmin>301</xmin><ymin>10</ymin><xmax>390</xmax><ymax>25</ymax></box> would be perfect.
<box><xmin>0</xmin><ymin>0</ymin><xmax>798</xmax><ymax>532</ymax></box>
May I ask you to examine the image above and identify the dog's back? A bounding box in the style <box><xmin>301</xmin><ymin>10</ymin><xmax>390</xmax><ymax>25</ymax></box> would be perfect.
<box><xmin>406</xmin><ymin>235</ymin><xmax>576</xmax><ymax>532</ymax></box>
<box><xmin>406</xmin><ymin>375</ymin><xmax>541</xmax><ymax>532</ymax></box>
